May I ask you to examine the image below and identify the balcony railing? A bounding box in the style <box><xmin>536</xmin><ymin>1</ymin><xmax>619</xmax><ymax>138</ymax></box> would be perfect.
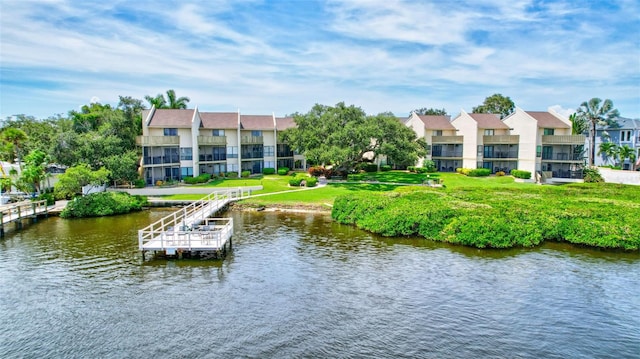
<box><xmin>432</xmin><ymin>150</ymin><xmax>463</xmax><ymax>158</ymax></box>
<box><xmin>431</xmin><ymin>135</ymin><xmax>464</xmax><ymax>144</ymax></box>
<box><xmin>143</xmin><ymin>155</ymin><xmax>180</xmax><ymax>165</ymax></box>
<box><xmin>198</xmin><ymin>154</ymin><xmax>227</xmax><ymax>162</ymax></box>
<box><xmin>136</xmin><ymin>136</ymin><xmax>179</xmax><ymax>146</ymax></box>
<box><xmin>277</xmin><ymin>151</ymin><xmax>294</xmax><ymax>157</ymax></box>
<box><xmin>241</xmin><ymin>151</ymin><xmax>263</xmax><ymax>159</ymax></box>
<box><xmin>197</xmin><ymin>136</ymin><xmax>226</xmax><ymax>145</ymax></box>
<box><xmin>241</xmin><ymin>136</ymin><xmax>264</xmax><ymax>144</ymax></box>
<box><xmin>551</xmin><ymin>170</ymin><xmax>583</xmax><ymax>179</ymax></box>
<box><xmin>542</xmin><ymin>153</ymin><xmax>583</xmax><ymax>161</ymax></box>
<box><xmin>484</xmin><ymin>151</ymin><xmax>518</xmax><ymax>159</ymax></box>
<box><xmin>542</xmin><ymin>135</ymin><xmax>585</xmax><ymax>145</ymax></box>
<box><xmin>483</xmin><ymin>135</ymin><xmax>519</xmax><ymax>144</ymax></box>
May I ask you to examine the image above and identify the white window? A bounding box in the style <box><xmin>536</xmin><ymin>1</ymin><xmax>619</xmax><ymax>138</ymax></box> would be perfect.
<box><xmin>621</xmin><ymin>130</ymin><xmax>632</xmax><ymax>142</ymax></box>
<box><xmin>180</xmin><ymin>148</ymin><xmax>192</xmax><ymax>160</ymax></box>
<box><xmin>264</xmin><ymin>161</ymin><xmax>275</xmax><ymax>169</ymax></box>
<box><xmin>227</xmin><ymin>146</ymin><xmax>238</xmax><ymax>158</ymax></box>
<box><xmin>484</xmin><ymin>129</ymin><xmax>494</xmax><ymax>136</ymax></box>
<box><xmin>433</xmin><ymin>130</ymin><xmax>443</xmax><ymax>136</ymax></box>
<box><xmin>264</xmin><ymin>146</ymin><xmax>275</xmax><ymax>157</ymax></box>
<box><xmin>213</xmin><ymin>129</ymin><xmax>225</xmax><ymax>136</ymax></box>
<box><xmin>227</xmin><ymin>163</ymin><xmax>238</xmax><ymax>172</ymax></box>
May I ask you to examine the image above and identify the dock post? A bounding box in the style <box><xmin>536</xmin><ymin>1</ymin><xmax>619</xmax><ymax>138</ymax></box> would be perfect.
<box><xmin>16</xmin><ymin>206</ymin><xmax>22</xmax><ymax>229</ymax></box>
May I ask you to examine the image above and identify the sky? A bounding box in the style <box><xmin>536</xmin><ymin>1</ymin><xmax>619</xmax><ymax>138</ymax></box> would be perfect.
<box><xmin>1</xmin><ymin>0</ymin><xmax>639</xmax><ymax>120</ymax></box>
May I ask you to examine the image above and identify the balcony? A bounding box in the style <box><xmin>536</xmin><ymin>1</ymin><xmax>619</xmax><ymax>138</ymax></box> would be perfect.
<box><xmin>431</xmin><ymin>135</ymin><xmax>463</xmax><ymax>144</ymax></box>
<box><xmin>542</xmin><ymin>153</ymin><xmax>583</xmax><ymax>161</ymax></box>
<box><xmin>241</xmin><ymin>136</ymin><xmax>264</xmax><ymax>144</ymax></box>
<box><xmin>197</xmin><ymin>136</ymin><xmax>226</xmax><ymax>146</ymax></box>
<box><xmin>484</xmin><ymin>151</ymin><xmax>518</xmax><ymax>159</ymax></box>
<box><xmin>432</xmin><ymin>150</ymin><xmax>463</xmax><ymax>158</ymax></box>
<box><xmin>142</xmin><ymin>155</ymin><xmax>180</xmax><ymax>165</ymax></box>
<box><xmin>542</xmin><ymin>135</ymin><xmax>585</xmax><ymax>145</ymax></box>
<box><xmin>483</xmin><ymin>135</ymin><xmax>519</xmax><ymax>144</ymax></box>
<box><xmin>136</xmin><ymin>136</ymin><xmax>179</xmax><ymax>146</ymax></box>
<box><xmin>198</xmin><ymin>154</ymin><xmax>227</xmax><ymax>162</ymax></box>
<box><xmin>241</xmin><ymin>151</ymin><xmax>263</xmax><ymax>159</ymax></box>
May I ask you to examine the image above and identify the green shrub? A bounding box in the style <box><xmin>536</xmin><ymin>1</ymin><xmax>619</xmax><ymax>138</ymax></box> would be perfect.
<box><xmin>263</xmin><ymin>168</ymin><xmax>276</xmax><ymax>175</ymax></box>
<box><xmin>511</xmin><ymin>169</ymin><xmax>532</xmax><ymax>179</ymax></box>
<box><xmin>423</xmin><ymin>160</ymin><xmax>437</xmax><ymax>172</ymax></box>
<box><xmin>278</xmin><ymin>167</ymin><xmax>289</xmax><ymax>175</ymax></box>
<box><xmin>363</xmin><ymin>164</ymin><xmax>378</xmax><ymax>173</ymax></box>
<box><xmin>289</xmin><ymin>177</ymin><xmax>304</xmax><ymax>186</ymax></box>
<box><xmin>467</xmin><ymin>168</ymin><xmax>491</xmax><ymax>177</ymax></box>
<box><xmin>36</xmin><ymin>192</ymin><xmax>55</xmax><ymax>206</ymax></box>
<box><xmin>415</xmin><ymin>167</ymin><xmax>428</xmax><ymax>174</ymax></box>
<box><xmin>134</xmin><ymin>179</ymin><xmax>146</xmax><ymax>188</ymax></box>
<box><xmin>495</xmin><ymin>171</ymin><xmax>505</xmax><ymax>176</ymax></box>
<box><xmin>583</xmin><ymin>167</ymin><xmax>603</xmax><ymax>183</ymax></box>
<box><xmin>241</xmin><ymin>170</ymin><xmax>251</xmax><ymax>178</ymax></box>
<box><xmin>61</xmin><ymin>192</ymin><xmax>146</xmax><ymax>218</ymax></box>
<box><xmin>306</xmin><ymin>177</ymin><xmax>318</xmax><ymax>187</ymax></box>
<box><xmin>407</xmin><ymin>166</ymin><xmax>416</xmax><ymax>173</ymax></box>
<box><xmin>380</xmin><ymin>165</ymin><xmax>392</xmax><ymax>172</ymax></box>
<box><xmin>227</xmin><ymin>171</ymin><xmax>238</xmax><ymax>178</ymax></box>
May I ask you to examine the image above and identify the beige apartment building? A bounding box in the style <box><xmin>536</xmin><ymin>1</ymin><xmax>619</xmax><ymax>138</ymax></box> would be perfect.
<box><xmin>137</xmin><ymin>107</ymin><xmax>304</xmax><ymax>185</ymax></box>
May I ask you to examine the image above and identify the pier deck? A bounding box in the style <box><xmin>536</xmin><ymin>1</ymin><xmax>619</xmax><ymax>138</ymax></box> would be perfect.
<box><xmin>138</xmin><ymin>188</ymin><xmax>249</xmax><ymax>257</ymax></box>
<box><xmin>0</xmin><ymin>200</ymin><xmax>48</xmax><ymax>236</ymax></box>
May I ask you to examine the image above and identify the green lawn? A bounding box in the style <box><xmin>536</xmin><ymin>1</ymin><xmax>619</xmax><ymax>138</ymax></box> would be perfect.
<box><xmin>157</xmin><ymin>171</ymin><xmax>534</xmax><ymax>203</ymax></box>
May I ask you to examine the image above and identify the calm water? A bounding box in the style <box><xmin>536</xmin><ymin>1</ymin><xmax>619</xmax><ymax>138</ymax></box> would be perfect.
<box><xmin>0</xmin><ymin>210</ymin><xmax>638</xmax><ymax>358</ymax></box>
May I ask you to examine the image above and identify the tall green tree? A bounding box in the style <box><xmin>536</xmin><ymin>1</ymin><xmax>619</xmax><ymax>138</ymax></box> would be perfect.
<box><xmin>598</xmin><ymin>141</ymin><xmax>619</xmax><ymax>166</ymax></box>
<box><xmin>412</xmin><ymin>108</ymin><xmax>447</xmax><ymax>116</ymax></box>
<box><xmin>472</xmin><ymin>94</ymin><xmax>515</xmax><ymax>119</ymax></box>
<box><xmin>145</xmin><ymin>89</ymin><xmax>190</xmax><ymax>109</ymax></box>
<box><xmin>18</xmin><ymin>150</ymin><xmax>49</xmax><ymax>194</ymax></box>
<box><xmin>54</xmin><ymin>164</ymin><xmax>110</xmax><ymax>199</ymax></box>
<box><xmin>284</xmin><ymin>103</ymin><xmax>425</xmax><ymax>173</ymax></box>
<box><xmin>569</xmin><ymin>113</ymin><xmax>588</xmax><ymax>135</ymax></box>
<box><xmin>372</xmin><ymin>112</ymin><xmax>426</xmax><ymax>167</ymax></box>
<box><xmin>576</xmin><ymin>98</ymin><xmax>619</xmax><ymax>166</ymax></box>
<box><xmin>619</xmin><ymin>145</ymin><xmax>636</xmax><ymax>171</ymax></box>
<box><xmin>1</xmin><ymin>127</ymin><xmax>28</xmax><ymax>166</ymax></box>
<box><xmin>103</xmin><ymin>150</ymin><xmax>140</xmax><ymax>186</ymax></box>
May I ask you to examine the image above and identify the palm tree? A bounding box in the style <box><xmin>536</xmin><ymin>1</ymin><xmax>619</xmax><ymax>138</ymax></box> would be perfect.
<box><xmin>598</xmin><ymin>142</ymin><xmax>618</xmax><ymax>166</ymax></box>
<box><xmin>165</xmin><ymin>89</ymin><xmax>190</xmax><ymax>109</ymax></box>
<box><xmin>144</xmin><ymin>89</ymin><xmax>190</xmax><ymax>109</ymax></box>
<box><xmin>618</xmin><ymin>145</ymin><xmax>636</xmax><ymax>170</ymax></box>
<box><xmin>1</xmin><ymin>128</ymin><xmax>28</xmax><ymax>167</ymax></box>
<box><xmin>569</xmin><ymin>113</ymin><xmax>588</xmax><ymax>135</ymax></box>
<box><xmin>576</xmin><ymin>98</ymin><xmax>619</xmax><ymax>166</ymax></box>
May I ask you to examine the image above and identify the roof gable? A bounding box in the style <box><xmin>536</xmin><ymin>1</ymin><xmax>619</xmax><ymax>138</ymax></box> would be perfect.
<box><xmin>526</xmin><ymin>111</ymin><xmax>569</xmax><ymax>129</ymax></box>
<box><xmin>276</xmin><ymin>117</ymin><xmax>296</xmax><ymax>131</ymax></box>
<box><xmin>417</xmin><ymin>115</ymin><xmax>455</xmax><ymax>130</ymax></box>
<box><xmin>148</xmin><ymin>109</ymin><xmax>194</xmax><ymax>128</ymax></box>
<box><xmin>469</xmin><ymin>113</ymin><xmax>509</xmax><ymax>129</ymax></box>
<box><xmin>240</xmin><ymin>115</ymin><xmax>274</xmax><ymax>130</ymax></box>
<box><xmin>200</xmin><ymin>112</ymin><xmax>238</xmax><ymax>129</ymax></box>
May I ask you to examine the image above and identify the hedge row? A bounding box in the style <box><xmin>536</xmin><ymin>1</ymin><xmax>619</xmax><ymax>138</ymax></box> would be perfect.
<box><xmin>61</xmin><ymin>192</ymin><xmax>147</xmax><ymax>218</ymax></box>
<box><xmin>510</xmin><ymin>169</ymin><xmax>531</xmax><ymax>179</ymax></box>
<box><xmin>331</xmin><ymin>185</ymin><xmax>640</xmax><ymax>250</ymax></box>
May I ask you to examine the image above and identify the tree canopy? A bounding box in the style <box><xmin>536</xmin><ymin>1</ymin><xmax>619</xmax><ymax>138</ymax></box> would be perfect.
<box><xmin>283</xmin><ymin>102</ymin><xmax>424</xmax><ymax>173</ymax></box>
<box><xmin>412</xmin><ymin>107</ymin><xmax>447</xmax><ymax>116</ymax></box>
<box><xmin>145</xmin><ymin>89</ymin><xmax>190</xmax><ymax>109</ymax></box>
<box><xmin>576</xmin><ymin>98</ymin><xmax>619</xmax><ymax>166</ymax></box>
<box><xmin>472</xmin><ymin>94</ymin><xmax>515</xmax><ymax>119</ymax></box>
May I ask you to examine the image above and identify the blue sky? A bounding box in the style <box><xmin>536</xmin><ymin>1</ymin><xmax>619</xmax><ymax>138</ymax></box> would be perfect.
<box><xmin>1</xmin><ymin>0</ymin><xmax>638</xmax><ymax>120</ymax></box>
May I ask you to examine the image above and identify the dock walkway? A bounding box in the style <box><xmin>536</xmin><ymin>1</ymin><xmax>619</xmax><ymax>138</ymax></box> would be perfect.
<box><xmin>0</xmin><ymin>200</ymin><xmax>48</xmax><ymax>236</ymax></box>
<box><xmin>138</xmin><ymin>188</ymin><xmax>249</xmax><ymax>258</ymax></box>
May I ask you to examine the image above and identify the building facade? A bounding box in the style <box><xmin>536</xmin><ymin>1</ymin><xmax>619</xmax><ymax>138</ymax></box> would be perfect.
<box><xmin>593</xmin><ymin>117</ymin><xmax>640</xmax><ymax>170</ymax></box>
<box><xmin>405</xmin><ymin>113</ymin><xmax>462</xmax><ymax>172</ymax></box>
<box><xmin>137</xmin><ymin>107</ymin><xmax>304</xmax><ymax>185</ymax></box>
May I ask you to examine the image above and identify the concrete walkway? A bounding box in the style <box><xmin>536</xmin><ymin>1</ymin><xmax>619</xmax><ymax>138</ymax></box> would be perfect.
<box><xmin>110</xmin><ymin>185</ymin><xmax>264</xmax><ymax>196</ymax></box>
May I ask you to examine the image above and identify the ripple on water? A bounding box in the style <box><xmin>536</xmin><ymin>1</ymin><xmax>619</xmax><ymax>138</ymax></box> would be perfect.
<box><xmin>0</xmin><ymin>210</ymin><xmax>638</xmax><ymax>358</ymax></box>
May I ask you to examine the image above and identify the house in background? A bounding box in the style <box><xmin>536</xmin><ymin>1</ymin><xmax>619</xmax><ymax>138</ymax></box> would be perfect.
<box><xmin>405</xmin><ymin>113</ymin><xmax>462</xmax><ymax>172</ymax></box>
<box><xmin>593</xmin><ymin>117</ymin><xmax>640</xmax><ymax>170</ymax></box>
<box><xmin>451</xmin><ymin>110</ymin><xmax>519</xmax><ymax>173</ymax></box>
<box><xmin>138</xmin><ymin>107</ymin><xmax>305</xmax><ymax>185</ymax></box>
<box><xmin>503</xmin><ymin>108</ymin><xmax>585</xmax><ymax>182</ymax></box>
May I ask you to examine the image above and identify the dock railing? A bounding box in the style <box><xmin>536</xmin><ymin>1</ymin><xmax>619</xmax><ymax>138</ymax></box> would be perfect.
<box><xmin>138</xmin><ymin>188</ymin><xmax>249</xmax><ymax>250</ymax></box>
<box><xmin>0</xmin><ymin>199</ymin><xmax>48</xmax><ymax>224</ymax></box>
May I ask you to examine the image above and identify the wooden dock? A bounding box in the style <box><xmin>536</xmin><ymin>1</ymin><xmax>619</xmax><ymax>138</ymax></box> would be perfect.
<box><xmin>138</xmin><ymin>188</ymin><xmax>249</xmax><ymax>259</ymax></box>
<box><xmin>0</xmin><ymin>200</ymin><xmax>48</xmax><ymax>237</ymax></box>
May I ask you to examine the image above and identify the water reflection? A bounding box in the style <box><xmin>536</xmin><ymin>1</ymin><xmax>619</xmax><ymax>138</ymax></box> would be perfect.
<box><xmin>0</xmin><ymin>209</ymin><xmax>638</xmax><ymax>358</ymax></box>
